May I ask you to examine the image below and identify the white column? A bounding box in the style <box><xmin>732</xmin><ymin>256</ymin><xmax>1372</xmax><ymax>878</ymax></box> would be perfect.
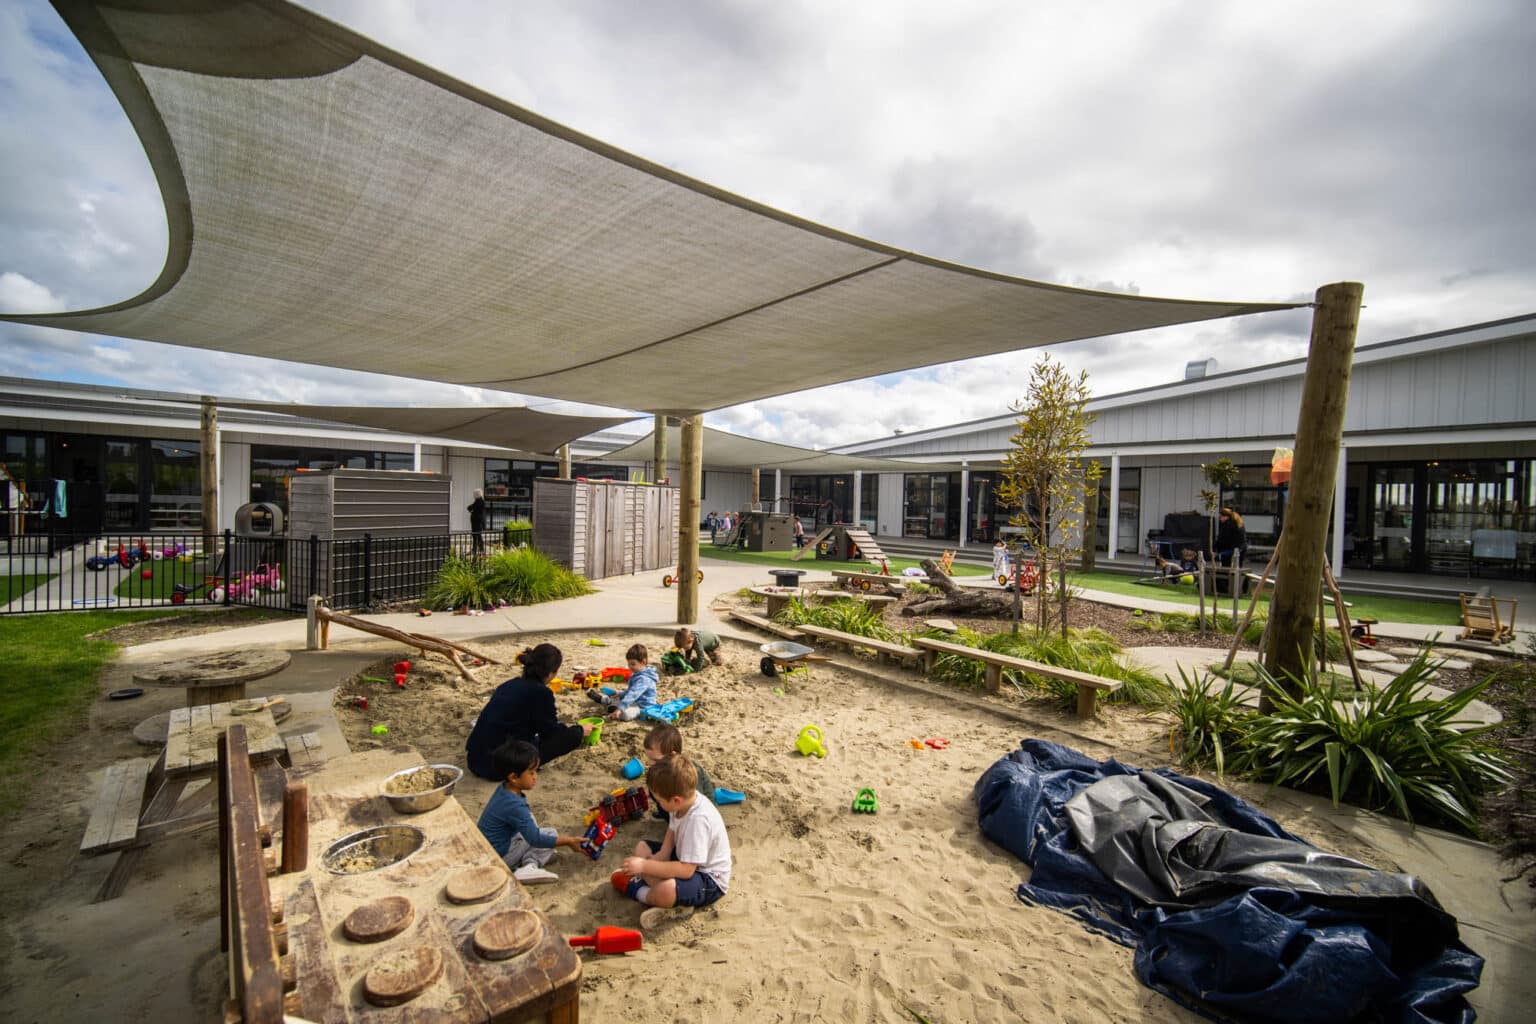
<box><xmin>852</xmin><ymin>471</ymin><xmax>863</xmax><ymax>529</ymax></box>
<box><xmin>1331</xmin><ymin>445</ymin><xmax>1347</xmax><ymax>578</ymax></box>
<box><xmin>1107</xmin><ymin>454</ymin><xmax>1121</xmax><ymax>556</ymax></box>
<box><xmin>412</xmin><ymin>442</ymin><xmax>422</xmax><ymax>472</ymax></box>
<box><xmin>959</xmin><ymin>466</ymin><xmax>970</xmax><ymax>547</ymax></box>
<box><xmin>774</xmin><ymin>469</ymin><xmax>782</xmax><ymax>511</ymax></box>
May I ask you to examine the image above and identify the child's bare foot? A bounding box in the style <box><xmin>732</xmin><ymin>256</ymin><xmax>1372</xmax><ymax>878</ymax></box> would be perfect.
<box><xmin>639</xmin><ymin>906</ymin><xmax>694</xmax><ymax>933</ymax></box>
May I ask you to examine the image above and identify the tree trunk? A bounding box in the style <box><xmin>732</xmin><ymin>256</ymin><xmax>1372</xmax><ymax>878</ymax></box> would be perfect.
<box><xmin>905</xmin><ymin>558</ymin><xmax>1016</xmax><ymax>618</ymax></box>
<box><xmin>1262</xmin><ymin>282</ymin><xmax>1363</xmax><ymax>706</ymax></box>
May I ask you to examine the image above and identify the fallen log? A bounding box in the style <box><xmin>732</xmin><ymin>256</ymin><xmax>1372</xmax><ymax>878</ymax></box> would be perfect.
<box><xmin>308</xmin><ymin>605</ymin><xmax>501</xmax><ymax>680</ymax></box>
<box><xmin>899</xmin><ymin>559</ymin><xmax>1015</xmax><ymax>618</ymax></box>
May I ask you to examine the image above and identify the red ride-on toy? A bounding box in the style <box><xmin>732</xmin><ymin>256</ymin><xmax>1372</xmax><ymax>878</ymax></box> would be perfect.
<box><xmin>661</xmin><ymin>568</ymin><xmax>704</xmax><ymax>588</ymax></box>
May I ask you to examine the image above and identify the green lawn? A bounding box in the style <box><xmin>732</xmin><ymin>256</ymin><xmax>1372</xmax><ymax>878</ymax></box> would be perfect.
<box><xmin>1069</xmin><ymin>570</ymin><xmax>1460</xmax><ymax>626</ymax></box>
<box><xmin>697</xmin><ymin>543</ymin><xmax>989</xmax><ymax>577</ymax></box>
<box><xmin>2</xmin><ymin>574</ymin><xmax>56</xmax><ymax>603</ymax></box>
<box><xmin>0</xmin><ymin>609</ymin><xmax>178</xmax><ymax>809</ymax></box>
<box><xmin>112</xmin><ymin>556</ymin><xmax>212</xmax><ymax>599</ymax></box>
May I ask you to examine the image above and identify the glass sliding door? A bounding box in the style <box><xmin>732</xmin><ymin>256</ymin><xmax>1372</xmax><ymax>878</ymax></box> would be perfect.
<box><xmin>1369</xmin><ymin>466</ymin><xmax>1417</xmax><ymax>570</ymax></box>
<box><xmin>104</xmin><ymin>440</ymin><xmax>141</xmax><ymax>529</ymax></box>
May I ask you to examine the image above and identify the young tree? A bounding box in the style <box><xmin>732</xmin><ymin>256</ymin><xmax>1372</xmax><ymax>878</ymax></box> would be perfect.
<box><xmin>996</xmin><ymin>356</ymin><xmax>1101</xmax><ymax>635</ymax></box>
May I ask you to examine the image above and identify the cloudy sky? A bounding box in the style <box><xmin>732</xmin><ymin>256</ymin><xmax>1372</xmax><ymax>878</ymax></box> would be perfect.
<box><xmin>2</xmin><ymin>0</ymin><xmax>1531</xmax><ymax>448</ymax></box>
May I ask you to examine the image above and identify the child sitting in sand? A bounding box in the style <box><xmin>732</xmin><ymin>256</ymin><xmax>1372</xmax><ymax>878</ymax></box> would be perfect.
<box><xmin>644</xmin><ymin>723</ymin><xmax>714</xmax><ymax>817</ymax></box>
<box><xmin>674</xmin><ymin>626</ymin><xmax>723</xmax><ymax>671</ymax></box>
<box><xmin>476</xmin><ymin>739</ymin><xmax>585</xmax><ymax>885</ymax></box>
<box><xmin>588</xmin><ymin>643</ymin><xmax>659</xmax><ymax>721</ymax></box>
<box><xmin>612</xmin><ymin>753</ymin><xmax>733</xmax><ymax>930</ymax></box>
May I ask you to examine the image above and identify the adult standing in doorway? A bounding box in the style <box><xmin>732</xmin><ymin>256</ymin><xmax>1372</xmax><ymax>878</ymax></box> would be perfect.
<box><xmin>468</xmin><ymin>488</ymin><xmax>488</xmax><ymax>554</ymax></box>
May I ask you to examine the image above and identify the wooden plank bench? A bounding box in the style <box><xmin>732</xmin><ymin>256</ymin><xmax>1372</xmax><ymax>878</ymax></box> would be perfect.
<box><xmin>910</xmin><ymin>637</ymin><xmax>1122</xmax><ymax>718</ymax></box>
<box><xmin>281</xmin><ymin>731</ymin><xmax>330</xmax><ymax>770</ymax></box>
<box><xmin>831</xmin><ymin>569</ymin><xmax>911</xmax><ymax>594</ymax></box>
<box><xmin>81</xmin><ymin>758</ymin><xmax>154</xmax><ymax>856</ymax></box>
<box><xmin>808</xmin><ymin>589</ymin><xmax>899</xmax><ymax>608</ymax></box>
<box><xmin>727</xmin><ymin>608</ymin><xmax>807</xmax><ymax>641</ymax></box>
<box><xmin>796</xmin><ymin>624</ymin><xmax>923</xmax><ymax>666</ymax></box>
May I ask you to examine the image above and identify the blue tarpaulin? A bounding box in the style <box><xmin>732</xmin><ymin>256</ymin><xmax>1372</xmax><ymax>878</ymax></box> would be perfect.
<box><xmin>975</xmin><ymin>739</ymin><xmax>1483</xmax><ymax>1023</ymax></box>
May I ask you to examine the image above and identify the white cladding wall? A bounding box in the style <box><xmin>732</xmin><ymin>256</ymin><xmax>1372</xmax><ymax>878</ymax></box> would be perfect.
<box><xmin>448</xmin><ymin>455</ymin><xmax>484</xmax><ymax>531</ymax></box>
<box><xmin>703</xmin><ymin>470</ymin><xmax>754</xmax><ymax>517</ymax></box>
<box><xmin>877</xmin><ymin>472</ymin><xmax>903</xmax><ymax>536</ymax></box>
<box><xmin>220</xmin><ymin>441</ymin><xmax>251</xmax><ymax>531</ymax></box>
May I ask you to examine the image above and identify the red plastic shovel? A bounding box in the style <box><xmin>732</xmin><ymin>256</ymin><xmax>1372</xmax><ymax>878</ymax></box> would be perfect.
<box><xmin>568</xmin><ymin>926</ymin><xmax>642</xmax><ymax>954</ymax></box>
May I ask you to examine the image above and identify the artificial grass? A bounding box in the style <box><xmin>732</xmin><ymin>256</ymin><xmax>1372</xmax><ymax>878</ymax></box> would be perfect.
<box><xmin>2</xmin><ymin>574</ymin><xmax>55</xmax><ymax>603</ymax></box>
<box><xmin>0</xmin><ymin>609</ymin><xmax>177</xmax><ymax>809</ymax></box>
<box><xmin>1068</xmin><ymin>571</ymin><xmax>1460</xmax><ymax>626</ymax></box>
<box><xmin>697</xmin><ymin>543</ymin><xmax>989</xmax><ymax>577</ymax></box>
<box><xmin>112</xmin><ymin>556</ymin><xmax>213</xmax><ymax>599</ymax></box>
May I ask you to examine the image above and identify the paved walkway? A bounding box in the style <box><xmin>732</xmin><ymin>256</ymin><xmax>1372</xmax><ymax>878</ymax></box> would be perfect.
<box><xmin>105</xmin><ymin>555</ymin><xmax>1533</xmax><ymax>1022</ymax></box>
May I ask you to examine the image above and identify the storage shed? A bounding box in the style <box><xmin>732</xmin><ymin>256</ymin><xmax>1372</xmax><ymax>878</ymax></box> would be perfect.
<box><xmin>286</xmin><ymin>469</ymin><xmax>451</xmax><ymax>607</ymax></box>
<box><xmin>533</xmin><ymin>479</ymin><xmax>678</xmax><ymax>580</ymax></box>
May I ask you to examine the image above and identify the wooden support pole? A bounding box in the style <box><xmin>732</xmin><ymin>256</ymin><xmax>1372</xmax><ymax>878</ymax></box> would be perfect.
<box><xmin>200</xmin><ymin>396</ymin><xmax>219</xmax><ymax>558</ymax></box>
<box><xmin>305</xmin><ymin>595</ymin><xmax>322</xmax><ymax>651</ymax></box>
<box><xmin>676</xmin><ymin>415</ymin><xmax>702</xmax><ymax>625</ymax></box>
<box><xmin>653</xmin><ymin>414</ymin><xmax>668</xmax><ymax>484</ymax></box>
<box><xmin>1262</xmin><ymin>282</ymin><xmax>1363</xmax><ymax>706</ymax></box>
<box><xmin>557</xmin><ymin>444</ymin><xmax>571</xmax><ymax>480</ymax></box>
<box><xmin>280</xmin><ymin>781</ymin><xmax>308</xmax><ymax>875</ymax></box>
<box><xmin>751</xmin><ymin>467</ymin><xmax>761</xmax><ymax>509</ymax></box>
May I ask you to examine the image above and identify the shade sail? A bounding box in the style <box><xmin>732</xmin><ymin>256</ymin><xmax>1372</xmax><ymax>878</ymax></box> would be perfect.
<box><xmin>598</xmin><ymin>426</ymin><xmax>956</xmax><ymax>473</ymax></box>
<box><xmin>218</xmin><ymin>401</ymin><xmax>636</xmax><ymax>455</ymax></box>
<box><xmin>7</xmin><ymin>1</ymin><xmax>1302</xmax><ymax>415</ymax></box>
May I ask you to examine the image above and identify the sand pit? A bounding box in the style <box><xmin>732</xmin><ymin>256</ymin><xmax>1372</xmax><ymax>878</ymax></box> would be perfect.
<box><xmin>331</xmin><ymin>629</ymin><xmax>1391</xmax><ymax>1024</ymax></box>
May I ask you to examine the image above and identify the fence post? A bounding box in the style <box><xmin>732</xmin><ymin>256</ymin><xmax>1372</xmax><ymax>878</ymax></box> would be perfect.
<box><xmin>362</xmin><ymin>533</ymin><xmax>372</xmax><ymax>611</ymax></box>
<box><xmin>223</xmin><ymin>529</ymin><xmax>233</xmax><ymax>606</ymax></box>
<box><xmin>308</xmin><ymin>534</ymin><xmax>319</xmax><ymax>599</ymax></box>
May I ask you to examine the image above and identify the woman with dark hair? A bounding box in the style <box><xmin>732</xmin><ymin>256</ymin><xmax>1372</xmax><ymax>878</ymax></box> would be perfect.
<box><xmin>1214</xmin><ymin>507</ymin><xmax>1247</xmax><ymax>567</ymax></box>
<box><xmin>465</xmin><ymin>643</ymin><xmax>593</xmax><ymax>779</ymax></box>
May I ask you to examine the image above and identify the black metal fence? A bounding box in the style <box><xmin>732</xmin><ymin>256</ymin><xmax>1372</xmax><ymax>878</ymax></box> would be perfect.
<box><xmin>0</xmin><ymin>528</ymin><xmax>503</xmax><ymax>615</ymax></box>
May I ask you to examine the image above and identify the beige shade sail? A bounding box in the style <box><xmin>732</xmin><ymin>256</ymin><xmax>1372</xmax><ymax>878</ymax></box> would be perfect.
<box><xmin>598</xmin><ymin>426</ymin><xmax>958</xmax><ymax>473</ymax></box>
<box><xmin>218</xmin><ymin>401</ymin><xmax>636</xmax><ymax>455</ymax></box>
<box><xmin>6</xmin><ymin>1</ymin><xmax>1302</xmax><ymax>416</ymax></box>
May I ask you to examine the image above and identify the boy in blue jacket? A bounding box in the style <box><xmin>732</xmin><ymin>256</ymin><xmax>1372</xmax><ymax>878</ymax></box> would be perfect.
<box><xmin>476</xmin><ymin>739</ymin><xmax>584</xmax><ymax>884</ymax></box>
<box><xmin>588</xmin><ymin>643</ymin><xmax>659</xmax><ymax>721</ymax></box>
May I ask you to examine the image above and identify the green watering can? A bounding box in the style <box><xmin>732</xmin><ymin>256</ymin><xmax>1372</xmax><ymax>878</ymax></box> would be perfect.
<box><xmin>795</xmin><ymin>724</ymin><xmax>826</xmax><ymax>758</ymax></box>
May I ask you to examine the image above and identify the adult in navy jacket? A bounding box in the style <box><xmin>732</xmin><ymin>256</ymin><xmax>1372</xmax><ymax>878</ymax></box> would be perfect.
<box><xmin>466</xmin><ymin>643</ymin><xmax>593</xmax><ymax>779</ymax></box>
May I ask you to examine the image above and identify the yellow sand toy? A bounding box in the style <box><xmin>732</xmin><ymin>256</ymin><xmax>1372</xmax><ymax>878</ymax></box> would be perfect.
<box><xmin>795</xmin><ymin>724</ymin><xmax>827</xmax><ymax>758</ymax></box>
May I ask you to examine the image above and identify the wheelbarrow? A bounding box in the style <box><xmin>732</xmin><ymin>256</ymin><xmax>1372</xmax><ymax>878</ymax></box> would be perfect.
<box><xmin>758</xmin><ymin>641</ymin><xmax>829</xmax><ymax>680</ymax></box>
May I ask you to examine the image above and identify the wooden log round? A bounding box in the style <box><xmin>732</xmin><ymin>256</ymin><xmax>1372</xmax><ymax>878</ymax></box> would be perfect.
<box><xmin>472</xmin><ymin>909</ymin><xmax>541</xmax><ymax>961</ymax></box>
<box><xmin>445</xmin><ymin>865</ymin><xmax>510</xmax><ymax>905</ymax></box>
<box><xmin>344</xmin><ymin>895</ymin><xmax>415</xmax><ymax>943</ymax></box>
<box><xmin>363</xmin><ymin>946</ymin><xmax>443</xmax><ymax>1006</ymax></box>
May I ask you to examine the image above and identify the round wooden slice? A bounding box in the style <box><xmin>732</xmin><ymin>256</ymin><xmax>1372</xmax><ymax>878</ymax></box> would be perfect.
<box><xmin>445</xmin><ymin>865</ymin><xmax>509</xmax><ymax>905</ymax></box>
<box><xmin>472</xmin><ymin>909</ymin><xmax>541</xmax><ymax>961</ymax></box>
<box><xmin>343</xmin><ymin>896</ymin><xmax>415</xmax><ymax>943</ymax></box>
<box><xmin>363</xmin><ymin>946</ymin><xmax>443</xmax><ymax>1007</ymax></box>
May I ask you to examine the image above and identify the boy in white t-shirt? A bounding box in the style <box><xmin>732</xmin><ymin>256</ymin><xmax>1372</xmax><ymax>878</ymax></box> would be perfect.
<box><xmin>611</xmin><ymin>754</ymin><xmax>733</xmax><ymax>931</ymax></box>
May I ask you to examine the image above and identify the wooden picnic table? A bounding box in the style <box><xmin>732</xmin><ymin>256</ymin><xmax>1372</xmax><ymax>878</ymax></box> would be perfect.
<box><xmin>84</xmin><ymin>701</ymin><xmax>286</xmax><ymax>901</ymax></box>
<box><xmin>133</xmin><ymin>647</ymin><xmax>292</xmax><ymax>706</ymax></box>
<box><xmin>272</xmin><ymin>746</ymin><xmax>581</xmax><ymax>1022</ymax></box>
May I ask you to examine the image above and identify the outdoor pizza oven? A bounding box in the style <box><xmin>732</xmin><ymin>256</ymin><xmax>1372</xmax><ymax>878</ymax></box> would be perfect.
<box><xmin>234</xmin><ymin>501</ymin><xmax>284</xmax><ymax>538</ymax></box>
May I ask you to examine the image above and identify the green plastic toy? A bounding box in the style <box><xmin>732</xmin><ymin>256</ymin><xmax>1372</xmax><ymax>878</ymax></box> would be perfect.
<box><xmin>371</xmin><ymin>725</ymin><xmax>389</xmax><ymax>736</ymax></box>
<box><xmin>851</xmin><ymin>788</ymin><xmax>879</xmax><ymax>814</ymax></box>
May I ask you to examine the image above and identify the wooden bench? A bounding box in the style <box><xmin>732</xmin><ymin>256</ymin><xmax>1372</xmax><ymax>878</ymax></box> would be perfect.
<box><xmin>81</xmin><ymin>758</ymin><xmax>154</xmax><ymax>856</ymax></box>
<box><xmin>910</xmin><ymin>637</ymin><xmax>1122</xmax><ymax>718</ymax></box>
<box><xmin>809</xmin><ymin>589</ymin><xmax>898</xmax><ymax>609</ymax></box>
<box><xmin>281</xmin><ymin>731</ymin><xmax>330</xmax><ymax>769</ymax></box>
<box><xmin>1459</xmin><ymin>591</ymin><xmax>1516</xmax><ymax>644</ymax></box>
<box><xmin>796</xmin><ymin>625</ymin><xmax>923</xmax><ymax>666</ymax></box>
<box><xmin>831</xmin><ymin>569</ymin><xmax>910</xmax><ymax>594</ymax></box>
<box><xmin>727</xmin><ymin>608</ymin><xmax>807</xmax><ymax>640</ymax></box>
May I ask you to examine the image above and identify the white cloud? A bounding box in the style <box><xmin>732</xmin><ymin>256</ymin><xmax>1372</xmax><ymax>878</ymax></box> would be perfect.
<box><xmin>2</xmin><ymin>0</ymin><xmax>1532</xmax><ymax>450</ymax></box>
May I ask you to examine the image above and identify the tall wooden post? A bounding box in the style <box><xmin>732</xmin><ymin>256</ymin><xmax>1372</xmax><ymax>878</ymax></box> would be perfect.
<box><xmin>1262</xmin><ymin>282</ymin><xmax>1363</xmax><ymax>704</ymax></box>
<box><xmin>557</xmin><ymin>444</ymin><xmax>571</xmax><ymax>479</ymax></box>
<box><xmin>653</xmin><ymin>414</ymin><xmax>668</xmax><ymax>484</ymax></box>
<box><xmin>676</xmin><ymin>416</ymin><xmax>703</xmax><ymax>624</ymax></box>
<box><xmin>200</xmin><ymin>396</ymin><xmax>219</xmax><ymax>557</ymax></box>
<box><xmin>751</xmin><ymin>467</ymin><xmax>761</xmax><ymax>509</ymax></box>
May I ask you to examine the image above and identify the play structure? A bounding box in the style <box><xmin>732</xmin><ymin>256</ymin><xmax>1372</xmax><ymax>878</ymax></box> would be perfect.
<box><xmin>792</xmin><ymin>523</ymin><xmax>891</xmax><ymax>573</ymax></box>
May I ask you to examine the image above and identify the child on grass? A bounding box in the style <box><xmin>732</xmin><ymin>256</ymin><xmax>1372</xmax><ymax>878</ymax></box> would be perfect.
<box><xmin>643</xmin><ymin>723</ymin><xmax>714</xmax><ymax>818</ymax></box>
<box><xmin>476</xmin><ymin>739</ymin><xmax>584</xmax><ymax>884</ymax></box>
<box><xmin>611</xmin><ymin>754</ymin><xmax>732</xmax><ymax>930</ymax></box>
<box><xmin>587</xmin><ymin>643</ymin><xmax>658</xmax><ymax>721</ymax></box>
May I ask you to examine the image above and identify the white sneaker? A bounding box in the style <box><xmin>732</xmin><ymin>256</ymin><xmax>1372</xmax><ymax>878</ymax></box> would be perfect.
<box><xmin>513</xmin><ymin>864</ymin><xmax>559</xmax><ymax>885</ymax></box>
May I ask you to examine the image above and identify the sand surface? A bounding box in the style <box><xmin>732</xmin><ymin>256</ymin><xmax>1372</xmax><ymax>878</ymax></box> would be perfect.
<box><xmin>329</xmin><ymin>629</ymin><xmax>1389</xmax><ymax>1024</ymax></box>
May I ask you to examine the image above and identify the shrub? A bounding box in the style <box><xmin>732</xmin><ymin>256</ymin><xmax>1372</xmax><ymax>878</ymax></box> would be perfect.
<box><xmin>774</xmin><ymin>597</ymin><xmax>897</xmax><ymax>641</ymax></box>
<box><xmin>917</xmin><ymin>625</ymin><xmax>1162</xmax><ymax>707</ymax></box>
<box><xmin>482</xmin><ymin>546</ymin><xmax>592</xmax><ymax>605</ymax></box>
<box><xmin>1161</xmin><ymin>667</ymin><xmax>1252</xmax><ymax>776</ymax></box>
<box><xmin>1235</xmin><ymin>652</ymin><xmax>1513</xmax><ymax>833</ymax></box>
<box><xmin>424</xmin><ymin>555</ymin><xmax>496</xmax><ymax>611</ymax></box>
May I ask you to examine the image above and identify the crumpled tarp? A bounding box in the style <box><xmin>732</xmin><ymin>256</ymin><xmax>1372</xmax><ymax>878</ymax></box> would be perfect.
<box><xmin>975</xmin><ymin>739</ymin><xmax>1483</xmax><ymax>1024</ymax></box>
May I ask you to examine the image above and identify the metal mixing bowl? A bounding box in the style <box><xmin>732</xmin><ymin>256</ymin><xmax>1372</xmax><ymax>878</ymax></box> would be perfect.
<box><xmin>321</xmin><ymin>824</ymin><xmax>426</xmax><ymax>874</ymax></box>
<box><xmin>380</xmin><ymin>763</ymin><xmax>463</xmax><ymax>814</ymax></box>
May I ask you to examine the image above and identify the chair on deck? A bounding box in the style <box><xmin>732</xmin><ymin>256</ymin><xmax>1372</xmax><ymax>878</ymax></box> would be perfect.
<box><xmin>1458</xmin><ymin>589</ymin><xmax>1517</xmax><ymax>644</ymax></box>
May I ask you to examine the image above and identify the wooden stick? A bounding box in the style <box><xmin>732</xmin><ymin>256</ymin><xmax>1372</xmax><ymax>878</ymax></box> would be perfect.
<box><xmin>314</xmin><ymin>607</ymin><xmax>500</xmax><ymax>680</ymax></box>
<box><xmin>1224</xmin><ymin>543</ymin><xmax>1280</xmax><ymax>671</ymax></box>
<box><xmin>1323</xmin><ymin>560</ymin><xmax>1365</xmax><ymax>690</ymax></box>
